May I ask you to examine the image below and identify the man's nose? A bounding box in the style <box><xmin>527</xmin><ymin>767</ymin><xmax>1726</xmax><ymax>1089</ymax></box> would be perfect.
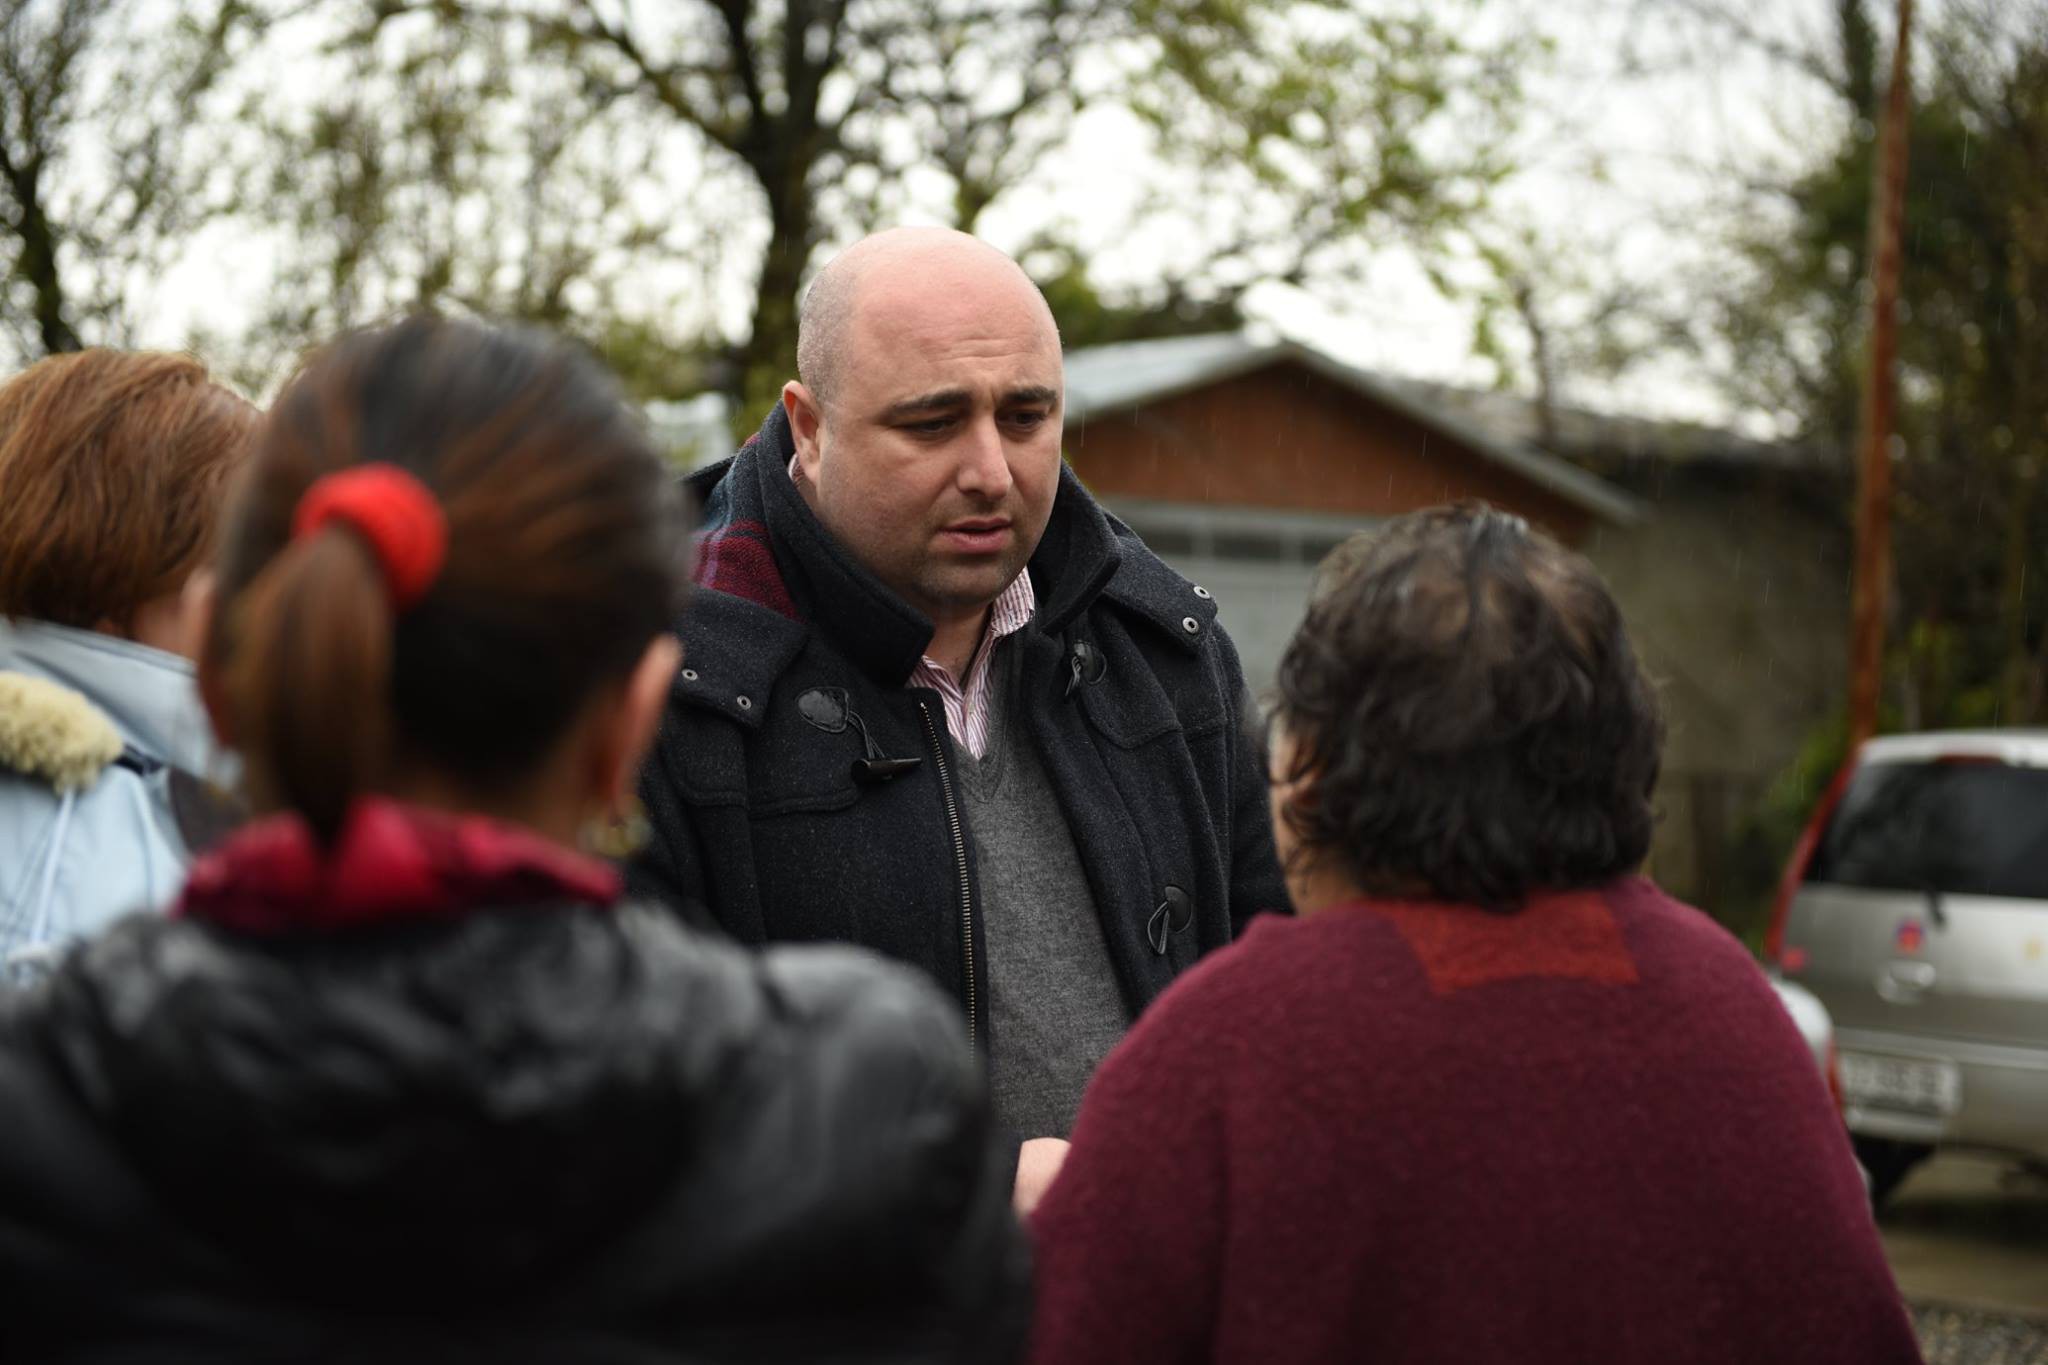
<box><xmin>955</xmin><ymin>416</ymin><xmax>1013</xmax><ymax>499</ymax></box>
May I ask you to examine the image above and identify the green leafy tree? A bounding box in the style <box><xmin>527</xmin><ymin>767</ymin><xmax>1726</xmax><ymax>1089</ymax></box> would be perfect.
<box><xmin>199</xmin><ymin>7</ymin><xmax>715</xmax><ymax>396</ymax></box>
<box><xmin>245</xmin><ymin>0</ymin><xmax>1533</xmax><ymax>414</ymax></box>
<box><xmin>0</xmin><ymin>0</ymin><xmax>250</xmax><ymax>361</ymax></box>
<box><xmin>1663</xmin><ymin>0</ymin><xmax>2048</xmax><ymax>939</ymax></box>
<box><xmin>1709</xmin><ymin>0</ymin><xmax>2048</xmax><ymax>727</ymax></box>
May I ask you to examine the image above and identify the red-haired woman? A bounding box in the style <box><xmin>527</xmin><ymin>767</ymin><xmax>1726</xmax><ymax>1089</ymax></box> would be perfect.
<box><xmin>0</xmin><ymin>318</ymin><xmax>1025</xmax><ymax>1362</ymax></box>
<box><xmin>0</xmin><ymin>350</ymin><xmax>258</xmax><ymax>975</ymax></box>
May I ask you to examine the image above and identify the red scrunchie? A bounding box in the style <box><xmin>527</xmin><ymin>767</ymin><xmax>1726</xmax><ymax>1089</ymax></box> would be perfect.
<box><xmin>291</xmin><ymin>464</ymin><xmax>448</xmax><ymax>611</ymax></box>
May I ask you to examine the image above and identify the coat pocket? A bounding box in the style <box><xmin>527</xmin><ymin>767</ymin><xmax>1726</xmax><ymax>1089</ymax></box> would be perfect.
<box><xmin>725</xmin><ymin>686</ymin><xmax>869</xmax><ymax>815</ymax></box>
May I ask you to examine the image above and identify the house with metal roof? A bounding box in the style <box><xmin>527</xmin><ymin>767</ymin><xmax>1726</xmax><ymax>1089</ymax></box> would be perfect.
<box><xmin>1062</xmin><ymin>333</ymin><xmax>1641</xmax><ymax>707</ymax></box>
<box><xmin>1061</xmin><ymin>332</ymin><xmax>1851</xmax><ymax>918</ymax></box>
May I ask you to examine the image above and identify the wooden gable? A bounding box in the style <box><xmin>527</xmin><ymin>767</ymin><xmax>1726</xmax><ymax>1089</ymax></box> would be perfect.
<box><xmin>1064</xmin><ymin>359</ymin><xmax>1596</xmax><ymax>545</ymax></box>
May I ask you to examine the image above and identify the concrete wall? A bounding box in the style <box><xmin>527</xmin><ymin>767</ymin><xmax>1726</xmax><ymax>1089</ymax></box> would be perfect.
<box><xmin>1579</xmin><ymin>472</ymin><xmax>1851</xmax><ymax>910</ymax></box>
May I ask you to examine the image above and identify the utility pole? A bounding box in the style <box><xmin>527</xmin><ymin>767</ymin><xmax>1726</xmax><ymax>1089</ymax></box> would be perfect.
<box><xmin>1847</xmin><ymin>0</ymin><xmax>1915</xmax><ymax>749</ymax></box>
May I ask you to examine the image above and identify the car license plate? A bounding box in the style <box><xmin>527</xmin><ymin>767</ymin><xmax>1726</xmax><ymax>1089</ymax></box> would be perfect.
<box><xmin>1839</xmin><ymin>1052</ymin><xmax>1962</xmax><ymax>1117</ymax></box>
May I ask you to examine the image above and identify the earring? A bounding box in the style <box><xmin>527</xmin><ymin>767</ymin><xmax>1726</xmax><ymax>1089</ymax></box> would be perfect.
<box><xmin>584</xmin><ymin>795</ymin><xmax>651</xmax><ymax>860</ymax></box>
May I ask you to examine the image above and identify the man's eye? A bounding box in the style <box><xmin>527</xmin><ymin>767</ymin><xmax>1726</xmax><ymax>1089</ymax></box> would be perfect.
<box><xmin>902</xmin><ymin>417</ymin><xmax>955</xmax><ymax>435</ymax></box>
<box><xmin>1005</xmin><ymin>410</ymin><xmax>1050</xmax><ymax>429</ymax></box>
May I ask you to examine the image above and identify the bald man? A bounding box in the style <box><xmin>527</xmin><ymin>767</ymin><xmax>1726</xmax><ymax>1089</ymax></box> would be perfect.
<box><xmin>634</xmin><ymin>229</ymin><xmax>1290</xmax><ymax>1179</ymax></box>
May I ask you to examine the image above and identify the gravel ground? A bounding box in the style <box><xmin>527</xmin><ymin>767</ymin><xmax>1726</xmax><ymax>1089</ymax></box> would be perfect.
<box><xmin>1914</xmin><ymin>1305</ymin><xmax>2048</xmax><ymax>1364</ymax></box>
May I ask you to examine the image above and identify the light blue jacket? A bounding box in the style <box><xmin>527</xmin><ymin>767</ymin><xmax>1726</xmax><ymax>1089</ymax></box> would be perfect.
<box><xmin>0</xmin><ymin>620</ymin><xmax>231</xmax><ymax>977</ymax></box>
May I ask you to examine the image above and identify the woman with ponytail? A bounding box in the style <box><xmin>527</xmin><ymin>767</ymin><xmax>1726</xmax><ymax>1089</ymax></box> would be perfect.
<box><xmin>0</xmin><ymin>317</ymin><xmax>1027</xmax><ymax>1363</ymax></box>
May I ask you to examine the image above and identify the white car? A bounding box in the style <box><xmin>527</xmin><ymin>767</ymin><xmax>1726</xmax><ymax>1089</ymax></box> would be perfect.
<box><xmin>1768</xmin><ymin>975</ymin><xmax>1868</xmax><ymax>1196</ymax></box>
<box><xmin>1770</xmin><ymin>730</ymin><xmax>2048</xmax><ymax>1204</ymax></box>
<box><xmin>1770</xmin><ymin>974</ymin><xmax>1842</xmax><ymax>1099</ymax></box>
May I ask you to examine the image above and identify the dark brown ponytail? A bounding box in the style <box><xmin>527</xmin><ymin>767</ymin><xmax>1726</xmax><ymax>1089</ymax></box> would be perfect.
<box><xmin>216</xmin><ymin>528</ymin><xmax>394</xmax><ymax>842</ymax></box>
<box><xmin>205</xmin><ymin>316</ymin><xmax>688</xmax><ymax>841</ymax></box>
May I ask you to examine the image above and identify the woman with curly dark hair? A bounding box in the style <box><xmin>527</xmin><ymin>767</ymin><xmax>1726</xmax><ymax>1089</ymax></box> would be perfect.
<box><xmin>1028</xmin><ymin>504</ymin><xmax>1919</xmax><ymax>1365</ymax></box>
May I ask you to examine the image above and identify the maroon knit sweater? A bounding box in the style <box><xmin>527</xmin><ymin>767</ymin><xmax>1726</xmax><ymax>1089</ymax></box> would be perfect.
<box><xmin>1029</xmin><ymin>878</ymin><xmax>1922</xmax><ymax>1364</ymax></box>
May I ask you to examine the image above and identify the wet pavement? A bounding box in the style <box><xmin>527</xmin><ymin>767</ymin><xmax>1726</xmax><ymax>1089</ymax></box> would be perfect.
<box><xmin>1883</xmin><ymin>1153</ymin><xmax>2048</xmax><ymax>1318</ymax></box>
<box><xmin>1884</xmin><ymin>1153</ymin><xmax>2048</xmax><ymax>1359</ymax></box>
<box><xmin>1913</xmin><ymin>1304</ymin><xmax>2048</xmax><ymax>1364</ymax></box>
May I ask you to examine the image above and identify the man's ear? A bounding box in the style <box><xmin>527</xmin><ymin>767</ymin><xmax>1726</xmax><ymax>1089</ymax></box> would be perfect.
<box><xmin>600</xmin><ymin>635</ymin><xmax>684</xmax><ymax>811</ymax></box>
<box><xmin>782</xmin><ymin>380</ymin><xmax>826</xmax><ymax>487</ymax></box>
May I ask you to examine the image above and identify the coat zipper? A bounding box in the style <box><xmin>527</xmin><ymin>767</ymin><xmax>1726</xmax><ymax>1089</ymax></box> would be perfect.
<box><xmin>918</xmin><ymin>700</ymin><xmax>977</xmax><ymax>1046</ymax></box>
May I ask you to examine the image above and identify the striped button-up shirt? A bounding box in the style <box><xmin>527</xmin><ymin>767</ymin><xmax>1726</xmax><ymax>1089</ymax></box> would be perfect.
<box><xmin>910</xmin><ymin>571</ymin><xmax>1035</xmax><ymax>760</ymax></box>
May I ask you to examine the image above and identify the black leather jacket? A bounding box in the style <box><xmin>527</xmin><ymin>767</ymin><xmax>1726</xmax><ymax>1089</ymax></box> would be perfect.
<box><xmin>0</xmin><ymin>902</ymin><xmax>1027</xmax><ymax>1363</ymax></box>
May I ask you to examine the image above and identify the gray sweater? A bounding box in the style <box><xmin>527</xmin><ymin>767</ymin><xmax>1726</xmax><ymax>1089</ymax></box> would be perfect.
<box><xmin>960</xmin><ymin>640</ymin><xmax>1132</xmax><ymax>1138</ymax></box>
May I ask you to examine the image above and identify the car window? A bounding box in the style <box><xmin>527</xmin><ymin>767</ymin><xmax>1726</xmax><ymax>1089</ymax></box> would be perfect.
<box><xmin>1806</xmin><ymin>759</ymin><xmax>2048</xmax><ymax>900</ymax></box>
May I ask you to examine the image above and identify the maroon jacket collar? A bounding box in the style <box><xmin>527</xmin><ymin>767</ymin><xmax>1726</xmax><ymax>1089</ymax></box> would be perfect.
<box><xmin>176</xmin><ymin>798</ymin><xmax>621</xmax><ymax>934</ymax></box>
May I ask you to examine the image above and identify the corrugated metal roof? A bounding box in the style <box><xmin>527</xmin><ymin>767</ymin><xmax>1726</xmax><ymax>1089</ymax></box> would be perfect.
<box><xmin>1063</xmin><ymin>332</ymin><xmax>1644</xmax><ymax>525</ymax></box>
<box><xmin>1061</xmin><ymin>333</ymin><xmax>1269</xmax><ymax>416</ymax></box>
<box><xmin>1378</xmin><ymin>376</ymin><xmax>1827</xmax><ymax>471</ymax></box>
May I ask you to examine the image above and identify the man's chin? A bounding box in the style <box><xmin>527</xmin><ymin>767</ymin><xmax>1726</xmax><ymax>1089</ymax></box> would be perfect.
<box><xmin>918</xmin><ymin>565</ymin><xmax>1025</xmax><ymax>616</ymax></box>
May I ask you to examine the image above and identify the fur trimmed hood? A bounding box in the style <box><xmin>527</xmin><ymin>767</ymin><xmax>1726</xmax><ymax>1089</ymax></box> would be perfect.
<box><xmin>0</xmin><ymin>671</ymin><xmax>125</xmax><ymax>794</ymax></box>
<box><xmin>0</xmin><ymin>619</ymin><xmax>230</xmax><ymax>970</ymax></box>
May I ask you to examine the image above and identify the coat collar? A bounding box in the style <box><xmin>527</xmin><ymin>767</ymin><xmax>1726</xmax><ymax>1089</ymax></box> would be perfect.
<box><xmin>677</xmin><ymin>404</ymin><xmax>1220</xmax><ymax>709</ymax></box>
<box><xmin>1093</xmin><ymin>507</ymin><xmax>1220</xmax><ymax>651</ymax></box>
<box><xmin>176</xmin><ymin>798</ymin><xmax>621</xmax><ymax>934</ymax></box>
<box><xmin>0</xmin><ymin>617</ymin><xmax>224</xmax><ymax>779</ymax></box>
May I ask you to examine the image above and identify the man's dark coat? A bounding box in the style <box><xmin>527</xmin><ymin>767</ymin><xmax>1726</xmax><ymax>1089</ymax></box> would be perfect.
<box><xmin>632</xmin><ymin>406</ymin><xmax>1291</xmax><ymax>1042</ymax></box>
